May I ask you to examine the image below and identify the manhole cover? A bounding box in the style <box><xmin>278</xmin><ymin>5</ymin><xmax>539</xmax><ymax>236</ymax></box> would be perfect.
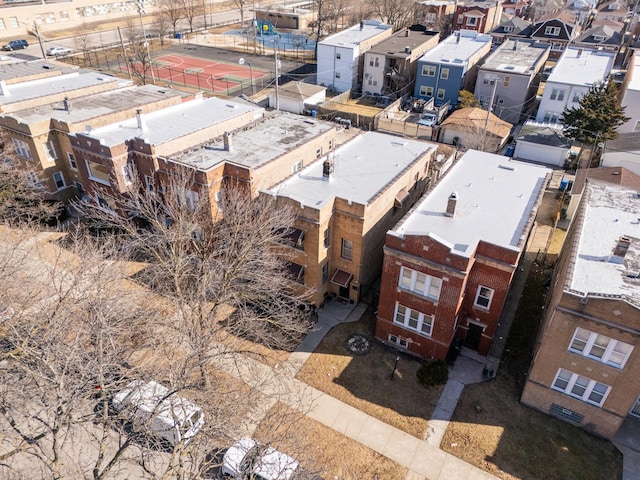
<box><xmin>346</xmin><ymin>334</ymin><xmax>372</xmax><ymax>355</ymax></box>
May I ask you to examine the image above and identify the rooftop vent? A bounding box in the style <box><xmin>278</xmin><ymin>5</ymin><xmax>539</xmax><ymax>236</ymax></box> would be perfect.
<box><xmin>612</xmin><ymin>236</ymin><xmax>631</xmax><ymax>259</ymax></box>
<box><xmin>445</xmin><ymin>191</ymin><xmax>458</xmax><ymax>217</ymax></box>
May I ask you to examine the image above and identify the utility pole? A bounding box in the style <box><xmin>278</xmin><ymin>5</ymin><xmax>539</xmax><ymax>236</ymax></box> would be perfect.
<box><xmin>117</xmin><ymin>26</ymin><xmax>133</xmax><ymax>81</ymax></box>
<box><xmin>274</xmin><ymin>48</ymin><xmax>280</xmax><ymax>111</ymax></box>
<box><xmin>29</xmin><ymin>20</ymin><xmax>46</xmax><ymax>59</ymax></box>
<box><xmin>484</xmin><ymin>76</ymin><xmax>500</xmax><ymax>129</ymax></box>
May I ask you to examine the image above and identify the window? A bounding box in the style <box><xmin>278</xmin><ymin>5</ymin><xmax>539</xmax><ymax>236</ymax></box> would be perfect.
<box><xmin>215</xmin><ymin>191</ymin><xmax>223</xmax><ymax>212</ymax></box>
<box><xmin>85</xmin><ymin>159</ymin><xmax>111</xmax><ymax>185</ymax></box>
<box><xmin>335</xmin><ymin>71</ymin><xmax>341</xmax><ymax>78</ymax></box>
<box><xmin>549</xmin><ymin>88</ymin><xmax>565</xmax><ymax>101</ymax></box>
<box><xmin>483</xmin><ymin>74</ymin><xmax>496</xmax><ymax>85</ymax></box>
<box><xmin>9</xmin><ymin>17</ymin><xmax>18</xmax><ymax>28</ymax></box>
<box><xmin>292</xmin><ymin>160</ymin><xmax>303</xmax><ymax>173</ymax></box>
<box><xmin>122</xmin><ymin>164</ymin><xmax>134</xmax><ymax>185</ymax></box>
<box><xmin>341</xmin><ymin>238</ymin><xmax>353</xmax><ymax>260</ymax></box>
<box><xmin>176</xmin><ymin>187</ymin><xmax>199</xmax><ymax>211</ymax></box>
<box><xmin>551</xmin><ymin>42</ymin><xmax>564</xmax><ymax>51</ymax></box>
<box><xmin>316</xmin><ymin>147</ymin><xmax>323</xmax><ymax>159</ymax></box>
<box><xmin>466</xmin><ymin>16</ymin><xmax>478</xmax><ymax>26</ymax></box>
<box><xmin>389</xmin><ymin>334</ymin><xmax>408</xmax><ymax>348</ymax></box>
<box><xmin>0</xmin><ymin>19</ymin><xmax>5</xmax><ymax>30</ymax></box>
<box><xmin>321</xmin><ymin>262</ymin><xmax>329</xmax><ymax>284</ymax></box>
<box><xmin>440</xmin><ymin>68</ymin><xmax>449</xmax><ymax>80</ymax></box>
<box><xmin>144</xmin><ymin>175</ymin><xmax>154</xmax><ymax>191</ymax></box>
<box><xmin>543</xmin><ymin>112</ymin><xmax>560</xmax><ymax>123</ymax></box>
<box><xmin>369</xmin><ymin>58</ymin><xmax>374</xmax><ymax>66</ymax></box>
<box><xmin>419</xmin><ymin>85</ymin><xmax>434</xmax><ymax>96</ymax></box>
<box><xmin>336</xmin><ymin>52</ymin><xmax>341</xmax><ymax>59</ymax></box>
<box><xmin>422</xmin><ymin>64</ymin><xmax>436</xmax><ymax>77</ymax></box>
<box><xmin>12</xmin><ymin>138</ymin><xmax>32</xmax><ymax>160</ymax></box>
<box><xmin>25</xmin><ymin>171</ymin><xmax>43</xmax><ymax>188</ymax></box>
<box><xmin>425</xmin><ymin>13</ymin><xmax>436</xmax><ymax>23</ymax></box>
<box><xmin>374</xmin><ymin>57</ymin><xmax>379</xmax><ymax>67</ymax></box>
<box><xmin>572</xmin><ymin>92</ymin><xmax>581</xmax><ymax>103</ymax></box>
<box><xmin>323</xmin><ymin>227</ymin><xmax>330</xmax><ymax>248</ymax></box>
<box><xmin>504</xmin><ymin>26</ymin><xmax>513</xmax><ymax>32</ymax></box>
<box><xmin>393</xmin><ymin>303</ymin><xmax>434</xmax><ymax>336</ymax></box>
<box><xmin>474</xmin><ymin>286</ymin><xmax>494</xmax><ymax>309</ymax></box>
<box><xmin>67</xmin><ymin>152</ymin><xmax>77</xmax><ymax>170</ymax></box>
<box><xmin>457</xmin><ymin>15</ymin><xmax>463</xmax><ymax>23</ymax></box>
<box><xmin>60</xmin><ymin>10</ymin><xmax>70</xmax><ymax>21</ymax></box>
<box><xmin>398</xmin><ymin>266</ymin><xmax>442</xmax><ymax>301</ymax></box>
<box><xmin>545</xmin><ymin>26</ymin><xmax>560</xmax><ymax>36</ymax></box>
<box><xmin>503</xmin><ymin>76</ymin><xmax>510</xmax><ymax>87</ymax></box>
<box><xmin>52</xmin><ymin>171</ymin><xmax>66</xmax><ymax>190</ymax></box>
<box><xmin>568</xmin><ymin>327</ymin><xmax>634</xmax><ymax>368</ymax></box>
<box><xmin>436</xmin><ymin>88</ymin><xmax>445</xmax><ymax>100</ymax></box>
<box><xmin>551</xmin><ymin>368</ymin><xmax>610</xmax><ymax>407</ymax></box>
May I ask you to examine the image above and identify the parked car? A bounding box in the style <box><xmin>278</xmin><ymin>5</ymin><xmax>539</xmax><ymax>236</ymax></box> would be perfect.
<box><xmin>111</xmin><ymin>380</ymin><xmax>205</xmax><ymax>447</ymax></box>
<box><xmin>222</xmin><ymin>438</ymin><xmax>299</xmax><ymax>480</ymax></box>
<box><xmin>46</xmin><ymin>46</ymin><xmax>72</xmax><ymax>56</ymax></box>
<box><xmin>2</xmin><ymin>39</ymin><xmax>28</xmax><ymax>51</ymax></box>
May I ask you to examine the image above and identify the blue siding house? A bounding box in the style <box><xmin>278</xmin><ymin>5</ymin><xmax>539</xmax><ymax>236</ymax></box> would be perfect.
<box><xmin>414</xmin><ymin>30</ymin><xmax>492</xmax><ymax>107</ymax></box>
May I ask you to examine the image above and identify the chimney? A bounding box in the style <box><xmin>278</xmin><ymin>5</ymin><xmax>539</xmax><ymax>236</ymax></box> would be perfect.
<box><xmin>446</xmin><ymin>191</ymin><xmax>458</xmax><ymax>217</ymax></box>
<box><xmin>360</xmin><ymin>21</ymin><xmax>364</xmax><ymax>30</ymax></box>
<box><xmin>63</xmin><ymin>96</ymin><xmax>71</xmax><ymax>112</ymax></box>
<box><xmin>223</xmin><ymin>131</ymin><xmax>233</xmax><ymax>152</ymax></box>
<box><xmin>456</xmin><ymin>31</ymin><xmax>461</xmax><ymax>43</ymax></box>
<box><xmin>513</xmin><ymin>39</ymin><xmax>518</xmax><ymax>50</ymax></box>
<box><xmin>613</xmin><ymin>236</ymin><xmax>631</xmax><ymax>258</ymax></box>
<box><xmin>406</xmin><ymin>29</ymin><xmax>410</xmax><ymax>37</ymax></box>
<box><xmin>322</xmin><ymin>159</ymin><xmax>333</xmax><ymax>179</ymax></box>
<box><xmin>135</xmin><ymin>109</ymin><xmax>146</xmax><ymax>131</ymax></box>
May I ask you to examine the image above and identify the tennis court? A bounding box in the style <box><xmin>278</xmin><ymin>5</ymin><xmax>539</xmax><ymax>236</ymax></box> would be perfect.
<box><xmin>146</xmin><ymin>53</ymin><xmax>271</xmax><ymax>94</ymax></box>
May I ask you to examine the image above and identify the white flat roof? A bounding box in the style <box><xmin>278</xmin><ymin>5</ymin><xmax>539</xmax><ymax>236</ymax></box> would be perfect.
<box><xmin>393</xmin><ymin>150</ymin><xmax>550</xmax><ymax>257</ymax></box>
<box><xmin>420</xmin><ymin>30</ymin><xmax>491</xmax><ymax>65</ymax></box>
<box><xmin>569</xmin><ymin>181</ymin><xmax>640</xmax><ymax>306</ymax></box>
<box><xmin>547</xmin><ymin>47</ymin><xmax>614</xmax><ymax>86</ymax></box>
<box><xmin>81</xmin><ymin>96</ymin><xmax>263</xmax><ymax>147</ymax></box>
<box><xmin>266</xmin><ymin>132</ymin><xmax>436</xmax><ymax>208</ymax></box>
<box><xmin>627</xmin><ymin>53</ymin><xmax>640</xmax><ymax>92</ymax></box>
<box><xmin>172</xmin><ymin>114</ymin><xmax>334</xmax><ymax>171</ymax></box>
<box><xmin>320</xmin><ymin>20</ymin><xmax>391</xmax><ymax>48</ymax></box>
<box><xmin>0</xmin><ymin>71</ymin><xmax>127</xmax><ymax>106</ymax></box>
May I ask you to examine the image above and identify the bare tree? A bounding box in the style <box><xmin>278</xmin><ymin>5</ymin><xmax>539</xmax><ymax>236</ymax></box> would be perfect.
<box><xmin>152</xmin><ymin>11</ymin><xmax>172</xmax><ymax>46</ymax></box>
<box><xmin>232</xmin><ymin>0</ymin><xmax>250</xmax><ymax>29</ymax></box>
<box><xmin>158</xmin><ymin>0</ymin><xmax>185</xmax><ymax>37</ymax></box>
<box><xmin>79</xmin><ymin>169</ymin><xmax>314</xmax><ymax>390</ymax></box>
<box><xmin>370</xmin><ymin>0</ymin><xmax>414</xmax><ymax>30</ymax></box>
<box><xmin>74</xmin><ymin>22</ymin><xmax>92</xmax><ymax>65</ymax></box>
<box><xmin>181</xmin><ymin>0</ymin><xmax>203</xmax><ymax>33</ymax></box>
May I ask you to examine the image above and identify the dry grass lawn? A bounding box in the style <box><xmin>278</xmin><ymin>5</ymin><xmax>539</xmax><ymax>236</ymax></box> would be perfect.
<box><xmin>441</xmin><ymin>373</ymin><xmax>623</xmax><ymax>480</ymax></box>
<box><xmin>296</xmin><ymin>309</ymin><xmax>444</xmax><ymax>438</ymax></box>
<box><xmin>253</xmin><ymin>403</ymin><xmax>407</xmax><ymax>480</ymax></box>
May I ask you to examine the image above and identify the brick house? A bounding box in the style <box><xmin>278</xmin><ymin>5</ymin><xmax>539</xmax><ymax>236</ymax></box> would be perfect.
<box><xmin>263</xmin><ymin>131</ymin><xmax>442</xmax><ymax>307</ymax></box>
<box><xmin>414</xmin><ymin>0</ymin><xmax>456</xmax><ymax>34</ymax></box>
<box><xmin>375</xmin><ymin>150</ymin><xmax>549</xmax><ymax>359</ymax></box>
<box><xmin>453</xmin><ymin>0</ymin><xmax>503</xmax><ymax>33</ymax></box>
<box><xmin>521</xmin><ymin>179</ymin><xmax>640</xmax><ymax>439</ymax></box>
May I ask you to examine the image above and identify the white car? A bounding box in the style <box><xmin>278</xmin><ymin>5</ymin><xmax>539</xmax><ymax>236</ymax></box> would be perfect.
<box><xmin>222</xmin><ymin>438</ymin><xmax>299</xmax><ymax>480</ymax></box>
<box><xmin>46</xmin><ymin>46</ymin><xmax>72</xmax><ymax>56</ymax></box>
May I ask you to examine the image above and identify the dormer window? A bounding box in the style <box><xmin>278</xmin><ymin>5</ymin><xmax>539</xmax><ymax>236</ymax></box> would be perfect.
<box><xmin>545</xmin><ymin>26</ymin><xmax>561</xmax><ymax>36</ymax></box>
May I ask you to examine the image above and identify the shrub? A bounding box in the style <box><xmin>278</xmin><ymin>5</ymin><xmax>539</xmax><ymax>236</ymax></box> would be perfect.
<box><xmin>416</xmin><ymin>360</ymin><xmax>449</xmax><ymax>387</ymax></box>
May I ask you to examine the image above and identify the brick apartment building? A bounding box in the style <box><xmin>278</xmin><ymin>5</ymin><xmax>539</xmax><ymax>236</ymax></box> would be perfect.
<box><xmin>521</xmin><ymin>179</ymin><xmax>640</xmax><ymax>439</ymax></box>
<box><xmin>263</xmin><ymin>131</ymin><xmax>444</xmax><ymax>307</ymax></box>
<box><xmin>376</xmin><ymin>150</ymin><xmax>550</xmax><ymax>359</ymax></box>
<box><xmin>453</xmin><ymin>0</ymin><xmax>503</xmax><ymax>34</ymax></box>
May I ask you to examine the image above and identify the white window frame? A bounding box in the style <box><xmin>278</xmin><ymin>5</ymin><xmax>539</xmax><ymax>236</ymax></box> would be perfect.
<box><xmin>440</xmin><ymin>68</ymin><xmax>449</xmax><ymax>80</ymax></box>
<box><xmin>122</xmin><ymin>164</ymin><xmax>134</xmax><ymax>186</ymax></box>
<box><xmin>52</xmin><ymin>171</ymin><xmax>66</xmax><ymax>191</ymax></box>
<box><xmin>545</xmin><ymin>26</ymin><xmax>560</xmax><ymax>36</ymax></box>
<box><xmin>25</xmin><ymin>171</ymin><xmax>43</xmax><ymax>188</ymax></box>
<box><xmin>43</xmin><ymin>140</ymin><xmax>57</xmax><ymax>161</ymax></box>
<box><xmin>323</xmin><ymin>227</ymin><xmax>330</xmax><ymax>248</ymax></box>
<box><xmin>551</xmin><ymin>42</ymin><xmax>564</xmax><ymax>51</ymax></box>
<box><xmin>425</xmin><ymin>13</ymin><xmax>436</xmax><ymax>23</ymax></box>
<box><xmin>12</xmin><ymin>138</ymin><xmax>32</xmax><ymax>160</ymax></box>
<box><xmin>341</xmin><ymin>238</ymin><xmax>353</xmax><ymax>260</ymax></box>
<box><xmin>419</xmin><ymin>85</ymin><xmax>434</xmax><ymax>96</ymax></box>
<box><xmin>474</xmin><ymin>286</ymin><xmax>494</xmax><ymax>310</ymax></box>
<box><xmin>436</xmin><ymin>88</ymin><xmax>445</xmax><ymax>100</ymax></box>
<box><xmin>398</xmin><ymin>266</ymin><xmax>442</xmax><ymax>301</ymax></box>
<box><xmin>321</xmin><ymin>262</ymin><xmax>329</xmax><ymax>284</ymax></box>
<box><xmin>335</xmin><ymin>71</ymin><xmax>341</xmax><ymax>79</ymax></box>
<box><xmin>292</xmin><ymin>160</ymin><xmax>303</xmax><ymax>173</ymax></box>
<box><xmin>67</xmin><ymin>152</ymin><xmax>77</xmax><ymax>170</ymax></box>
<box><xmin>466</xmin><ymin>16</ymin><xmax>478</xmax><ymax>26</ymax></box>
<box><xmin>568</xmin><ymin>327</ymin><xmax>634</xmax><ymax>368</ymax></box>
<box><xmin>551</xmin><ymin>368</ymin><xmax>610</xmax><ymax>407</ymax></box>
<box><xmin>393</xmin><ymin>303</ymin><xmax>434</xmax><ymax>336</ymax></box>
<box><xmin>422</xmin><ymin>64</ymin><xmax>436</xmax><ymax>77</ymax></box>
<box><xmin>336</xmin><ymin>52</ymin><xmax>341</xmax><ymax>60</ymax></box>
<box><xmin>85</xmin><ymin>159</ymin><xmax>111</xmax><ymax>186</ymax></box>
<box><xmin>388</xmin><ymin>334</ymin><xmax>408</xmax><ymax>349</ymax></box>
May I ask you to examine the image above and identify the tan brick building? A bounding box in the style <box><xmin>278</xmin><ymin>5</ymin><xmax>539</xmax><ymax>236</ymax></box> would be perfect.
<box><xmin>263</xmin><ymin>131</ymin><xmax>442</xmax><ymax>307</ymax></box>
<box><xmin>521</xmin><ymin>179</ymin><xmax>640</xmax><ymax>439</ymax></box>
<box><xmin>376</xmin><ymin>150</ymin><xmax>550</xmax><ymax>360</ymax></box>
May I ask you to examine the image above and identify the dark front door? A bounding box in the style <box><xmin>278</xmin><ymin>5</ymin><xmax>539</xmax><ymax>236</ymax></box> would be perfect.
<box><xmin>465</xmin><ymin>323</ymin><xmax>483</xmax><ymax>350</ymax></box>
<box><xmin>339</xmin><ymin>284</ymin><xmax>349</xmax><ymax>299</ymax></box>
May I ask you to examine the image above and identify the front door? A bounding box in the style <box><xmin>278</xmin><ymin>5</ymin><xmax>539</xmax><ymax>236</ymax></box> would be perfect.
<box><xmin>465</xmin><ymin>322</ymin><xmax>483</xmax><ymax>350</ymax></box>
<box><xmin>339</xmin><ymin>284</ymin><xmax>349</xmax><ymax>299</ymax></box>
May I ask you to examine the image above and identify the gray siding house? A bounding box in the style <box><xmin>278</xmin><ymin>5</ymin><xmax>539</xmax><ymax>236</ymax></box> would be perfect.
<box><xmin>474</xmin><ymin>38</ymin><xmax>550</xmax><ymax>124</ymax></box>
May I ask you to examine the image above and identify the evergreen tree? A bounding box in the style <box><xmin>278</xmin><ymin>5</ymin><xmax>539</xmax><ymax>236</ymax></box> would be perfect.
<box><xmin>562</xmin><ymin>80</ymin><xmax>629</xmax><ymax>145</ymax></box>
